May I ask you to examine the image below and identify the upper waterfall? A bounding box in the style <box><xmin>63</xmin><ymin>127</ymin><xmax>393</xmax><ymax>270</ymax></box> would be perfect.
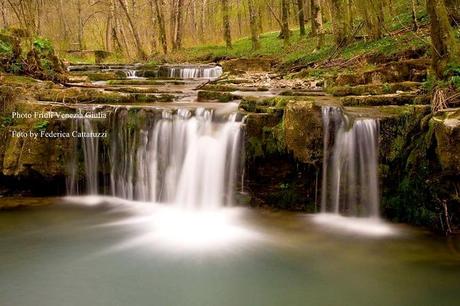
<box><xmin>158</xmin><ymin>65</ymin><xmax>223</xmax><ymax>79</ymax></box>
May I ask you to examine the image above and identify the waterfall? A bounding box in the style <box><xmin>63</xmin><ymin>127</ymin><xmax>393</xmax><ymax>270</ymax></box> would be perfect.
<box><xmin>67</xmin><ymin>107</ymin><xmax>243</xmax><ymax>209</ymax></box>
<box><xmin>67</xmin><ymin>118</ymin><xmax>99</xmax><ymax>195</ymax></box>
<box><xmin>125</xmin><ymin>70</ymin><xmax>137</xmax><ymax>79</ymax></box>
<box><xmin>320</xmin><ymin>106</ymin><xmax>380</xmax><ymax>218</ymax></box>
<box><xmin>159</xmin><ymin>65</ymin><xmax>223</xmax><ymax>79</ymax></box>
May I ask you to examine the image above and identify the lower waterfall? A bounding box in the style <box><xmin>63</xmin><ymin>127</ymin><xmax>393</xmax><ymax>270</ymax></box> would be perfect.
<box><xmin>320</xmin><ymin>106</ymin><xmax>380</xmax><ymax>218</ymax></box>
<box><xmin>67</xmin><ymin>107</ymin><xmax>243</xmax><ymax>209</ymax></box>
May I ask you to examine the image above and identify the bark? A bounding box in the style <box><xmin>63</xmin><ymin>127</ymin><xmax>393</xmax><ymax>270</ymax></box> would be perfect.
<box><xmin>173</xmin><ymin>0</ymin><xmax>184</xmax><ymax>50</ymax></box>
<box><xmin>77</xmin><ymin>0</ymin><xmax>84</xmax><ymax>50</ymax></box>
<box><xmin>427</xmin><ymin>0</ymin><xmax>460</xmax><ymax>79</ymax></box>
<box><xmin>411</xmin><ymin>0</ymin><xmax>419</xmax><ymax>31</ymax></box>
<box><xmin>222</xmin><ymin>0</ymin><xmax>232</xmax><ymax>48</ymax></box>
<box><xmin>110</xmin><ymin>0</ymin><xmax>123</xmax><ymax>53</ymax></box>
<box><xmin>311</xmin><ymin>0</ymin><xmax>324</xmax><ymax>49</ymax></box>
<box><xmin>297</xmin><ymin>0</ymin><xmax>306</xmax><ymax>36</ymax></box>
<box><xmin>57</xmin><ymin>0</ymin><xmax>68</xmax><ymax>41</ymax></box>
<box><xmin>247</xmin><ymin>0</ymin><xmax>260</xmax><ymax>50</ymax></box>
<box><xmin>310</xmin><ymin>0</ymin><xmax>322</xmax><ymax>36</ymax></box>
<box><xmin>154</xmin><ymin>0</ymin><xmax>168</xmax><ymax>54</ymax></box>
<box><xmin>280</xmin><ymin>0</ymin><xmax>290</xmax><ymax>44</ymax></box>
<box><xmin>329</xmin><ymin>0</ymin><xmax>349</xmax><ymax>46</ymax></box>
<box><xmin>1</xmin><ymin>0</ymin><xmax>8</xmax><ymax>27</ymax></box>
<box><xmin>117</xmin><ymin>0</ymin><xmax>146</xmax><ymax>59</ymax></box>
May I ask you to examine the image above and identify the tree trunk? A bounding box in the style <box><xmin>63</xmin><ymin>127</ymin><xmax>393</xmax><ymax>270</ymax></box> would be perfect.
<box><xmin>247</xmin><ymin>0</ymin><xmax>260</xmax><ymax>50</ymax></box>
<box><xmin>57</xmin><ymin>0</ymin><xmax>68</xmax><ymax>41</ymax></box>
<box><xmin>110</xmin><ymin>0</ymin><xmax>123</xmax><ymax>54</ymax></box>
<box><xmin>311</xmin><ymin>0</ymin><xmax>324</xmax><ymax>49</ymax></box>
<box><xmin>154</xmin><ymin>0</ymin><xmax>168</xmax><ymax>54</ymax></box>
<box><xmin>297</xmin><ymin>0</ymin><xmax>306</xmax><ymax>36</ymax></box>
<box><xmin>117</xmin><ymin>0</ymin><xmax>146</xmax><ymax>59</ymax></box>
<box><xmin>329</xmin><ymin>0</ymin><xmax>349</xmax><ymax>46</ymax></box>
<box><xmin>1</xmin><ymin>0</ymin><xmax>7</xmax><ymax>27</ymax></box>
<box><xmin>173</xmin><ymin>0</ymin><xmax>184</xmax><ymax>50</ymax></box>
<box><xmin>222</xmin><ymin>0</ymin><xmax>232</xmax><ymax>48</ymax></box>
<box><xmin>280</xmin><ymin>0</ymin><xmax>290</xmax><ymax>44</ymax></box>
<box><xmin>310</xmin><ymin>0</ymin><xmax>322</xmax><ymax>36</ymax></box>
<box><xmin>411</xmin><ymin>0</ymin><xmax>419</xmax><ymax>31</ymax></box>
<box><xmin>427</xmin><ymin>0</ymin><xmax>460</xmax><ymax>79</ymax></box>
<box><xmin>77</xmin><ymin>0</ymin><xmax>84</xmax><ymax>50</ymax></box>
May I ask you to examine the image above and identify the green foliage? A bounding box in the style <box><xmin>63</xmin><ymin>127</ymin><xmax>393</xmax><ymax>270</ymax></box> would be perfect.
<box><xmin>0</xmin><ymin>40</ymin><xmax>12</xmax><ymax>54</ymax></box>
<box><xmin>34</xmin><ymin>120</ymin><xmax>49</xmax><ymax>131</ymax></box>
<box><xmin>33</xmin><ymin>37</ymin><xmax>54</xmax><ymax>54</ymax></box>
<box><xmin>1</xmin><ymin>116</ymin><xmax>13</xmax><ymax>127</ymax></box>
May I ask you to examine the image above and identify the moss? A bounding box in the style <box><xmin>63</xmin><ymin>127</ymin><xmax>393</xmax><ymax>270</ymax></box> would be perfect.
<box><xmin>341</xmin><ymin>93</ymin><xmax>429</xmax><ymax>106</ymax></box>
<box><xmin>329</xmin><ymin>82</ymin><xmax>421</xmax><ymax>96</ymax></box>
<box><xmin>284</xmin><ymin>100</ymin><xmax>323</xmax><ymax>164</ymax></box>
<box><xmin>201</xmin><ymin>84</ymin><xmax>269</xmax><ymax>92</ymax></box>
<box><xmin>197</xmin><ymin>90</ymin><xmax>239</xmax><ymax>102</ymax></box>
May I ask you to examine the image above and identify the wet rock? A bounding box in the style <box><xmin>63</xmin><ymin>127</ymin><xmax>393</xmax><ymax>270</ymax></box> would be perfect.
<box><xmin>341</xmin><ymin>93</ymin><xmax>430</xmax><ymax>106</ymax></box>
<box><xmin>329</xmin><ymin>82</ymin><xmax>421</xmax><ymax>96</ymax></box>
<box><xmin>432</xmin><ymin>110</ymin><xmax>460</xmax><ymax>173</ymax></box>
<box><xmin>284</xmin><ymin>100</ymin><xmax>323</xmax><ymax>165</ymax></box>
<box><xmin>197</xmin><ymin>90</ymin><xmax>240</xmax><ymax>102</ymax></box>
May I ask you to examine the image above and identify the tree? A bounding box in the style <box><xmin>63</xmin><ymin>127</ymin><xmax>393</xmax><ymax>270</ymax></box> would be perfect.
<box><xmin>172</xmin><ymin>0</ymin><xmax>184</xmax><ymax>50</ymax></box>
<box><xmin>153</xmin><ymin>0</ymin><xmax>168</xmax><ymax>54</ymax></box>
<box><xmin>311</xmin><ymin>0</ymin><xmax>324</xmax><ymax>49</ymax></box>
<box><xmin>280</xmin><ymin>0</ymin><xmax>290</xmax><ymax>44</ymax></box>
<box><xmin>248</xmin><ymin>0</ymin><xmax>260</xmax><ymax>50</ymax></box>
<box><xmin>427</xmin><ymin>0</ymin><xmax>460</xmax><ymax>79</ymax></box>
<box><xmin>329</xmin><ymin>0</ymin><xmax>350</xmax><ymax>46</ymax></box>
<box><xmin>411</xmin><ymin>0</ymin><xmax>419</xmax><ymax>31</ymax></box>
<box><xmin>297</xmin><ymin>0</ymin><xmax>306</xmax><ymax>36</ymax></box>
<box><xmin>222</xmin><ymin>0</ymin><xmax>232</xmax><ymax>48</ymax></box>
<box><xmin>117</xmin><ymin>0</ymin><xmax>146</xmax><ymax>58</ymax></box>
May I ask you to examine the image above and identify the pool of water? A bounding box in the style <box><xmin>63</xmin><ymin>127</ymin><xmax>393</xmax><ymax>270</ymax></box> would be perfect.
<box><xmin>0</xmin><ymin>197</ymin><xmax>459</xmax><ymax>306</ymax></box>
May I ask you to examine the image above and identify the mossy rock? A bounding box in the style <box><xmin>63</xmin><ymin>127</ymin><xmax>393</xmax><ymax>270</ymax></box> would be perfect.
<box><xmin>197</xmin><ymin>90</ymin><xmax>240</xmax><ymax>102</ymax></box>
<box><xmin>431</xmin><ymin>110</ymin><xmax>460</xmax><ymax>173</ymax></box>
<box><xmin>201</xmin><ymin>84</ymin><xmax>269</xmax><ymax>92</ymax></box>
<box><xmin>329</xmin><ymin>82</ymin><xmax>421</xmax><ymax>96</ymax></box>
<box><xmin>341</xmin><ymin>93</ymin><xmax>430</xmax><ymax>106</ymax></box>
<box><xmin>34</xmin><ymin>88</ymin><xmax>173</xmax><ymax>104</ymax></box>
<box><xmin>284</xmin><ymin>100</ymin><xmax>323</xmax><ymax>165</ymax></box>
<box><xmin>72</xmin><ymin>71</ymin><xmax>126</xmax><ymax>81</ymax></box>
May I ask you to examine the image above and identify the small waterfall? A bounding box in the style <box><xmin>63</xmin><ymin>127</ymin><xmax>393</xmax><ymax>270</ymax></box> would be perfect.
<box><xmin>320</xmin><ymin>106</ymin><xmax>380</xmax><ymax>218</ymax></box>
<box><xmin>125</xmin><ymin>70</ymin><xmax>137</xmax><ymax>79</ymax></box>
<box><xmin>159</xmin><ymin>65</ymin><xmax>223</xmax><ymax>79</ymax></box>
<box><xmin>67</xmin><ymin>108</ymin><xmax>243</xmax><ymax>209</ymax></box>
<box><xmin>67</xmin><ymin>118</ymin><xmax>100</xmax><ymax>195</ymax></box>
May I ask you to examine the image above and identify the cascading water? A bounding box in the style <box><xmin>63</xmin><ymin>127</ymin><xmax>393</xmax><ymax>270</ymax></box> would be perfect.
<box><xmin>67</xmin><ymin>107</ymin><xmax>243</xmax><ymax>210</ymax></box>
<box><xmin>320</xmin><ymin>106</ymin><xmax>380</xmax><ymax>218</ymax></box>
<box><xmin>125</xmin><ymin>70</ymin><xmax>137</xmax><ymax>79</ymax></box>
<box><xmin>159</xmin><ymin>65</ymin><xmax>223</xmax><ymax>79</ymax></box>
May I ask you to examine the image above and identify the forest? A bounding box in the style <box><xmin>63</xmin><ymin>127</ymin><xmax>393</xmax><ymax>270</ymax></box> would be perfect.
<box><xmin>0</xmin><ymin>1</ymin><xmax>460</xmax><ymax>305</ymax></box>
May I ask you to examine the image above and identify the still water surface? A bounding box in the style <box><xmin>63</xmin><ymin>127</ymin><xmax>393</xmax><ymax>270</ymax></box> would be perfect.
<box><xmin>0</xmin><ymin>197</ymin><xmax>459</xmax><ymax>306</ymax></box>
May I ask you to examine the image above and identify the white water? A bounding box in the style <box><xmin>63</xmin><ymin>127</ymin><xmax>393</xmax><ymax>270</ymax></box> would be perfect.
<box><xmin>125</xmin><ymin>70</ymin><xmax>138</xmax><ymax>79</ymax></box>
<box><xmin>162</xmin><ymin>65</ymin><xmax>223</xmax><ymax>79</ymax></box>
<box><xmin>320</xmin><ymin>106</ymin><xmax>380</xmax><ymax>218</ymax></box>
<box><xmin>68</xmin><ymin>108</ymin><xmax>243</xmax><ymax>210</ymax></box>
